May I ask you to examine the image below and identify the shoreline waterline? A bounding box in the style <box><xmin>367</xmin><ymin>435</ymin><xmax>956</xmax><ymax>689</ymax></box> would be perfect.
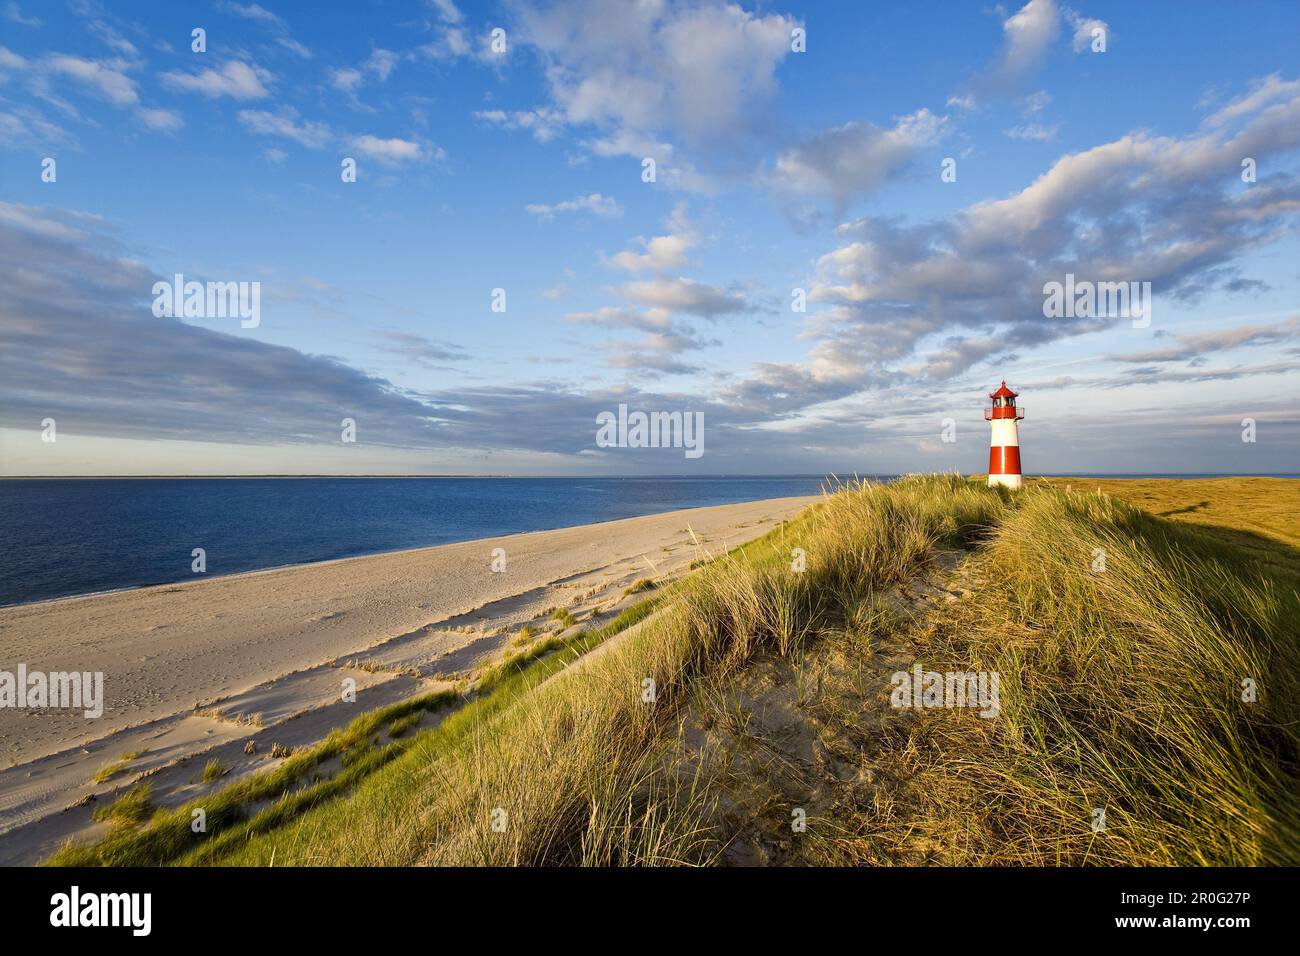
<box><xmin>0</xmin><ymin>476</ymin><xmax>846</xmax><ymax>606</ymax></box>
<box><xmin>0</xmin><ymin>495</ymin><xmax>817</xmax><ymax>862</ymax></box>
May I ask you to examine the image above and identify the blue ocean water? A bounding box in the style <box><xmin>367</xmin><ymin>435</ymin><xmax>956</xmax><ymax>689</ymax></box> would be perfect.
<box><xmin>3</xmin><ymin>474</ymin><xmax>1293</xmax><ymax>608</ymax></box>
<box><xmin>0</xmin><ymin>476</ymin><xmax>841</xmax><ymax>606</ymax></box>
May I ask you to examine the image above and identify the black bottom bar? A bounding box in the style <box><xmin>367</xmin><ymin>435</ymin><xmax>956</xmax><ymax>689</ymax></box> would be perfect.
<box><xmin>0</xmin><ymin>866</ymin><xmax>1284</xmax><ymax>941</ymax></box>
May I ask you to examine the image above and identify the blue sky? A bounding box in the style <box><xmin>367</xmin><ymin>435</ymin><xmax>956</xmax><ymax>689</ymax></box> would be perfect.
<box><xmin>1</xmin><ymin>0</ymin><xmax>1298</xmax><ymax>475</ymax></box>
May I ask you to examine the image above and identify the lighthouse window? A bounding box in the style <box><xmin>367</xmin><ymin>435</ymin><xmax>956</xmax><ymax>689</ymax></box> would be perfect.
<box><xmin>993</xmin><ymin>397</ymin><xmax>1004</xmax><ymax>407</ymax></box>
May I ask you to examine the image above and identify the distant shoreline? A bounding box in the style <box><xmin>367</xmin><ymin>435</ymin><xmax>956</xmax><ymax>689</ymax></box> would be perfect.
<box><xmin>4</xmin><ymin>473</ymin><xmax>836</xmax><ymax>480</ymax></box>
<box><xmin>0</xmin><ymin>476</ymin><xmax>835</xmax><ymax>607</ymax></box>
<box><xmin>3</xmin><ymin>474</ymin><xmax>1297</xmax><ymax>606</ymax></box>
<box><xmin>0</xmin><ymin>494</ymin><xmax>815</xmax><ymax>864</ymax></box>
<box><xmin>2</xmin><ymin>473</ymin><xmax>1298</xmax><ymax>480</ymax></box>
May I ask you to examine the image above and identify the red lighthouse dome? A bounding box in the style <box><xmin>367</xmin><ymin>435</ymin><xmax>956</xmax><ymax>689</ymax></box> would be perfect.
<box><xmin>989</xmin><ymin>379</ymin><xmax>1016</xmax><ymax>401</ymax></box>
<box><xmin>984</xmin><ymin>379</ymin><xmax>1025</xmax><ymax>489</ymax></box>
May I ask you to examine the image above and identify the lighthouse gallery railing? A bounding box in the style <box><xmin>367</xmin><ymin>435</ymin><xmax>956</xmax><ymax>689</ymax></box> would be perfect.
<box><xmin>983</xmin><ymin>407</ymin><xmax>1026</xmax><ymax>420</ymax></box>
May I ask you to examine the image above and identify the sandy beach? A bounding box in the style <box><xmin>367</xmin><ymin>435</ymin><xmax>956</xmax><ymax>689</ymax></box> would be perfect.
<box><xmin>0</xmin><ymin>495</ymin><xmax>815</xmax><ymax>863</ymax></box>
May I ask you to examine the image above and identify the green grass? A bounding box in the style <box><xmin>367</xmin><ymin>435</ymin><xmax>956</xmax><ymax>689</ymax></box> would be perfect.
<box><xmin>624</xmin><ymin>578</ymin><xmax>656</xmax><ymax>595</ymax></box>
<box><xmin>1038</xmin><ymin>476</ymin><xmax>1300</xmax><ymax>591</ymax></box>
<box><xmin>92</xmin><ymin>784</ymin><xmax>155</xmax><ymax>829</ymax></box>
<box><xmin>173</xmin><ymin>475</ymin><xmax>999</xmax><ymax>866</ymax></box>
<box><xmin>929</xmin><ymin>487</ymin><xmax>1299</xmax><ymax>864</ymax></box>
<box><xmin>199</xmin><ymin>759</ymin><xmax>227</xmax><ymax>784</ymax></box>
<box><xmin>47</xmin><ymin>688</ymin><xmax>460</xmax><ymax>866</ymax></box>
<box><xmin>552</xmin><ymin>607</ymin><xmax>577</xmax><ymax>628</ymax></box>
<box><xmin>50</xmin><ymin>475</ymin><xmax>1300</xmax><ymax>866</ymax></box>
<box><xmin>386</xmin><ymin>712</ymin><xmax>420</xmax><ymax>738</ymax></box>
<box><xmin>805</xmin><ymin>481</ymin><xmax>1300</xmax><ymax>865</ymax></box>
<box><xmin>91</xmin><ymin>750</ymin><xmax>143</xmax><ymax>784</ymax></box>
<box><xmin>187</xmin><ymin>598</ymin><xmax>664</xmax><ymax>866</ymax></box>
<box><xmin>46</xmin><ymin>598</ymin><xmax>659</xmax><ymax>867</ymax></box>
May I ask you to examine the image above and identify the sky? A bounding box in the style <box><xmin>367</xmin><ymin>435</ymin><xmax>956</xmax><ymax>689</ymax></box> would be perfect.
<box><xmin>1</xmin><ymin>0</ymin><xmax>1298</xmax><ymax>476</ymax></box>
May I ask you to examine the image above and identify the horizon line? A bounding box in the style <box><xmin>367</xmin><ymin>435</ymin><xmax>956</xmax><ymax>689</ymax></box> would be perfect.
<box><xmin>2</xmin><ymin>472</ymin><xmax>1298</xmax><ymax>480</ymax></box>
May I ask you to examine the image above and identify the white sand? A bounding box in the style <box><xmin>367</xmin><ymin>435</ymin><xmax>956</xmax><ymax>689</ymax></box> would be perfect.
<box><xmin>0</xmin><ymin>496</ymin><xmax>815</xmax><ymax>863</ymax></box>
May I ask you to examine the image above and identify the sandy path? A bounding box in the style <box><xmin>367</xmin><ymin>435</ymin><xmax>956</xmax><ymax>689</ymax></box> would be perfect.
<box><xmin>0</xmin><ymin>496</ymin><xmax>816</xmax><ymax>769</ymax></box>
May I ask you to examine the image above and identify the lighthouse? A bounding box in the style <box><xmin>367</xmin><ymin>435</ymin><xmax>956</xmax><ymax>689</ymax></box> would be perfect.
<box><xmin>984</xmin><ymin>379</ymin><xmax>1024</xmax><ymax>489</ymax></box>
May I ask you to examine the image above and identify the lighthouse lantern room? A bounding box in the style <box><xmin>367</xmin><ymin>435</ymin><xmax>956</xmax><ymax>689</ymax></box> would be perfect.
<box><xmin>984</xmin><ymin>379</ymin><xmax>1025</xmax><ymax>490</ymax></box>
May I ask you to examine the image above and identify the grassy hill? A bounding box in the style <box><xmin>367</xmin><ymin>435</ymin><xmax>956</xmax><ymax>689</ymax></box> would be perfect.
<box><xmin>50</xmin><ymin>475</ymin><xmax>1300</xmax><ymax>866</ymax></box>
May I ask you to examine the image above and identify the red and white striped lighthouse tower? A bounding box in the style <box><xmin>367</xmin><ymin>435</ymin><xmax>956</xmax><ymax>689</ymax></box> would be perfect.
<box><xmin>984</xmin><ymin>379</ymin><xmax>1025</xmax><ymax>489</ymax></box>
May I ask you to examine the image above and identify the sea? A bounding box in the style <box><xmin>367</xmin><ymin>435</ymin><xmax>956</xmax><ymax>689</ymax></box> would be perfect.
<box><xmin>2</xmin><ymin>474</ymin><xmax>1293</xmax><ymax>608</ymax></box>
<box><xmin>0</xmin><ymin>476</ymin><xmax>837</xmax><ymax>606</ymax></box>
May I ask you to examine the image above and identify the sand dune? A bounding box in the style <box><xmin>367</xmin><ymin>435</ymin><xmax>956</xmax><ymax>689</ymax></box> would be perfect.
<box><xmin>0</xmin><ymin>496</ymin><xmax>815</xmax><ymax>862</ymax></box>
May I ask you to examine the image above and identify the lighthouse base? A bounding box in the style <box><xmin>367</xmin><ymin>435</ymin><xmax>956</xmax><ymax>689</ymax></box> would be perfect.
<box><xmin>988</xmin><ymin>473</ymin><xmax>1023</xmax><ymax>490</ymax></box>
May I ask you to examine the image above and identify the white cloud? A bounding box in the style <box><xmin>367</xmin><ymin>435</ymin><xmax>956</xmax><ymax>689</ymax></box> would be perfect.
<box><xmin>3</xmin><ymin>49</ymin><xmax>184</xmax><ymax>134</ymax></box>
<box><xmin>618</xmin><ymin>277</ymin><xmax>748</xmax><ymax>317</ymax></box>
<box><xmin>416</xmin><ymin>2</ymin><xmax>496</xmax><ymax>67</ymax></box>
<box><xmin>1004</xmin><ymin>122</ymin><xmax>1059</xmax><ymax>141</ymax></box>
<box><xmin>350</xmin><ymin>134</ymin><xmax>427</xmax><ymax>165</ymax></box>
<box><xmin>329</xmin><ymin>49</ymin><xmax>401</xmax><ymax>108</ymax></box>
<box><xmin>238</xmin><ymin>109</ymin><xmax>330</xmax><ymax>148</ymax></box>
<box><xmin>161</xmin><ymin>61</ymin><xmax>272</xmax><ymax>100</ymax></box>
<box><xmin>605</xmin><ymin>205</ymin><xmax>697</xmax><ymax>272</ymax></box>
<box><xmin>277</xmin><ymin>37</ymin><xmax>313</xmax><ymax>59</ymax></box>
<box><xmin>331</xmin><ymin>67</ymin><xmax>364</xmax><ymax>92</ymax></box>
<box><xmin>372</xmin><ymin>331</ymin><xmax>468</xmax><ymax>368</ymax></box>
<box><xmin>473</xmin><ymin>107</ymin><xmax>565</xmax><ymax>143</ymax></box>
<box><xmin>1022</xmin><ymin>90</ymin><xmax>1052</xmax><ymax>113</ymax></box>
<box><xmin>1206</xmin><ymin>73</ymin><xmax>1300</xmax><ymax>128</ymax></box>
<box><xmin>608</xmin><ymin>234</ymin><xmax>692</xmax><ymax>273</ymax></box>
<box><xmin>46</xmin><ymin>54</ymin><xmax>138</xmax><ymax>107</ymax></box>
<box><xmin>1109</xmin><ymin>317</ymin><xmax>1300</xmax><ymax>364</ymax></box>
<box><xmin>603</xmin><ymin>328</ymin><xmax>714</xmax><ymax>375</ymax></box>
<box><xmin>526</xmin><ymin>193</ymin><xmax>622</xmax><ymax>220</ymax></box>
<box><xmin>1067</xmin><ymin>12</ymin><xmax>1108</xmax><ymax>52</ymax></box>
<box><xmin>561</xmin><ymin>205</ymin><xmax>739</xmax><ymax>373</ymax></box>
<box><xmin>418</xmin><ymin>28</ymin><xmax>474</xmax><ymax>61</ymax></box>
<box><xmin>89</xmin><ymin>23</ymin><xmax>138</xmax><ymax>57</ymax></box>
<box><xmin>428</xmin><ymin>0</ymin><xmax>462</xmax><ymax>23</ymax></box>
<box><xmin>770</xmin><ymin>109</ymin><xmax>947</xmax><ymax>204</ymax></box>
<box><xmin>365</xmin><ymin>49</ymin><xmax>399</xmax><ymax>82</ymax></box>
<box><xmin>219</xmin><ymin>2</ymin><xmax>283</xmax><ymax>26</ymax></box>
<box><xmin>980</xmin><ymin>0</ymin><xmax>1062</xmax><ymax>92</ymax></box>
<box><xmin>0</xmin><ymin>202</ymin><xmax>462</xmax><ymax>453</ymax></box>
<box><xmin>566</xmin><ymin>305</ymin><xmax>670</xmax><ymax>333</ymax></box>
<box><xmin>0</xmin><ymin>46</ymin><xmax>28</xmax><ymax>70</ymax></box>
<box><xmin>512</xmin><ymin>0</ymin><xmax>798</xmax><ymax>182</ymax></box>
<box><xmin>565</xmin><ymin>304</ymin><xmax>718</xmax><ymax>376</ymax></box>
<box><xmin>138</xmin><ymin>107</ymin><xmax>183</xmax><ymax>131</ymax></box>
<box><xmin>3</xmin><ymin>3</ymin><xmax>42</xmax><ymax>27</ymax></box>
<box><xmin>218</xmin><ymin>3</ymin><xmax>312</xmax><ymax>58</ymax></box>
<box><xmin>789</xmin><ymin>78</ymin><xmax>1300</xmax><ymax>389</ymax></box>
<box><xmin>0</xmin><ymin>106</ymin><xmax>68</xmax><ymax>147</ymax></box>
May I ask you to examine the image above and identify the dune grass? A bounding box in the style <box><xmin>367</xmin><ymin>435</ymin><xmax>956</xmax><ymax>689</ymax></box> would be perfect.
<box><xmin>48</xmin><ymin>474</ymin><xmax>1299</xmax><ymax>866</ymax></box>
<box><xmin>385</xmin><ymin>712</ymin><xmax>421</xmax><ymax>738</ymax></box>
<box><xmin>46</xmin><ymin>598</ymin><xmax>660</xmax><ymax>867</ymax></box>
<box><xmin>91</xmin><ymin>750</ymin><xmax>143</xmax><ymax>784</ymax></box>
<box><xmin>48</xmin><ymin>687</ymin><xmax>459</xmax><ymax>865</ymax></box>
<box><xmin>1037</xmin><ymin>475</ymin><xmax>1300</xmax><ymax>587</ymax></box>
<box><xmin>806</xmin><ymin>482</ymin><xmax>1300</xmax><ymax>865</ymax></box>
<box><xmin>91</xmin><ymin>783</ymin><xmax>155</xmax><ymax>829</ymax></box>
<box><xmin>159</xmin><ymin>475</ymin><xmax>1002</xmax><ymax>866</ymax></box>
